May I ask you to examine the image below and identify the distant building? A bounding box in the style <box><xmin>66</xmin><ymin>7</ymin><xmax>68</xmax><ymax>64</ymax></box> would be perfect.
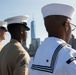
<box><xmin>36</xmin><ymin>38</ymin><xmax>40</xmax><ymax>47</ymax></box>
<box><xmin>22</xmin><ymin>19</ymin><xmax>41</xmax><ymax>57</ymax></box>
<box><xmin>31</xmin><ymin>20</ymin><xmax>36</xmax><ymax>41</ymax></box>
<box><xmin>29</xmin><ymin>38</ymin><xmax>40</xmax><ymax>57</ymax></box>
<box><xmin>69</xmin><ymin>34</ymin><xmax>76</xmax><ymax>49</ymax></box>
<box><xmin>28</xmin><ymin>19</ymin><xmax>41</xmax><ymax>57</ymax></box>
<box><xmin>22</xmin><ymin>41</ymin><xmax>29</xmax><ymax>51</ymax></box>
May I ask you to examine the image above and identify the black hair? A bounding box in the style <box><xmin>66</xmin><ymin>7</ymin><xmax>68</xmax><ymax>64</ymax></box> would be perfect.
<box><xmin>7</xmin><ymin>23</ymin><xmax>30</xmax><ymax>35</ymax></box>
<box><xmin>7</xmin><ymin>23</ymin><xmax>24</xmax><ymax>34</ymax></box>
<box><xmin>0</xmin><ymin>26</ymin><xmax>7</xmax><ymax>31</ymax></box>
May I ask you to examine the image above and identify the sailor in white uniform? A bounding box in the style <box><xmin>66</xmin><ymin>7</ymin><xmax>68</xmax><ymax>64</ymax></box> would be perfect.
<box><xmin>29</xmin><ymin>3</ymin><xmax>76</xmax><ymax>75</ymax></box>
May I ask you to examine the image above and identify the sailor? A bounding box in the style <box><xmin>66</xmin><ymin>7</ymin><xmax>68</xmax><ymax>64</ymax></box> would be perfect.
<box><xmin>0</xmin><ymin>21</ymin><xmax>7</xmax><ymax>51</ymax></box>
<box><xmin>29</xmin><ymin>3</ymin><xmax>76</xmax><ymax>75</ymax></box>
<box><xmin>0</xmin><ymin>15</ymin><xmax>30</xmax><ymax>75</ymax></box>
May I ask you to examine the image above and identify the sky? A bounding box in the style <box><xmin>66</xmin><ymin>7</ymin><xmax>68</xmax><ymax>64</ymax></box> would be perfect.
<box><xmin>1</xmin><ymin>0</ymin><xmax>76</xmax><ymax>47</ymax></box>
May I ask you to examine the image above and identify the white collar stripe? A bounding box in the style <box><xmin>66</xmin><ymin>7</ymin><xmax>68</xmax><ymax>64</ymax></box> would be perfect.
<box><xmin>31</xmin><ymin>43</ymin><xmax>67</xmax><ymax>73</ymax></box>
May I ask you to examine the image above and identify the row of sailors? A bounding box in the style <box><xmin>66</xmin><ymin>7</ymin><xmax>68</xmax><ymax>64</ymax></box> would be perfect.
<box><xmin>0</xmin><ymin>3</ymin><xmax>76</xmax><ymax>75</ymax></box>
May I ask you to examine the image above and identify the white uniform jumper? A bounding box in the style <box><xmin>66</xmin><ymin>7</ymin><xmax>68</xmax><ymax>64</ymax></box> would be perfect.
<box><xmin>29</xmin><ymin>37</ymin><xmax>76</xmax><ymax>75</ymax></box>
